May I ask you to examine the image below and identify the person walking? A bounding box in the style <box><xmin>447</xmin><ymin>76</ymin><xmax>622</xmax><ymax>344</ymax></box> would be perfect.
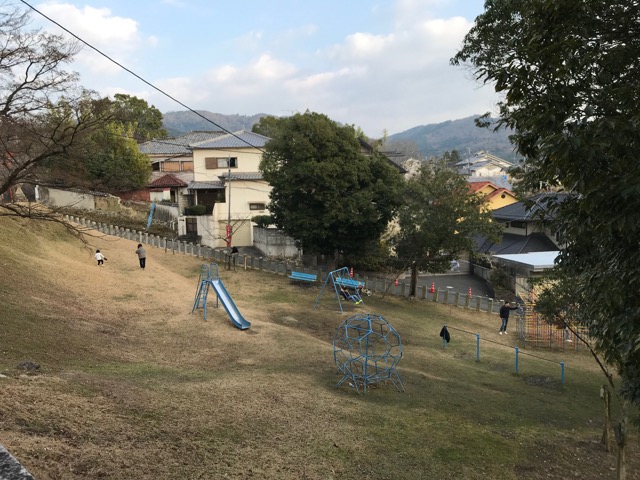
<box><xmin>95</xmin><ymin>249</ymin><xmax>106</xmax><ymax>266</ymax></box>
<box><xmin>135</xmin><ymin>244</ymin><xmax>147</xmax><ymax>270</ymax></box>
<box><xmin>499</xmin><ymin>301</ymin><xmax>519</xmax><ymax>335</ymax></box>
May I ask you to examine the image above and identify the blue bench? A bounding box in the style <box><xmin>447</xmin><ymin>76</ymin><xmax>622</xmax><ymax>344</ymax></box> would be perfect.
<box><xmin>288</xmin><ymin>271</ymin><xmax>317</xmax><ymax>283</ymax></box>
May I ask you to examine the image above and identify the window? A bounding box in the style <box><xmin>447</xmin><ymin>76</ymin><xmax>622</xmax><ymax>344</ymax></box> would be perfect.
<box><xmin>163</xmin><ymin>162</ymin><xmax>180</xmax><ymax>172</ymax></box>
<box><xmin>249</xmin><ymin>203</ymin><xmax>266</xmax><ymax>211</ymax></box>
<box><xmin>186</xmin><ymin>217</ymin><xmax>198</xmax><ymax>234</ymax></box>
<box><xmin>182</xmin><ymin>161</ymin><xmax>194</xmax><ymax>172</ymax></box>
<box><xmin>510</xmin><ymin>221</ymin><xmax>526</xmax><ymax>229</ymax></box>
<box><xmin>205</xmin><ymin>157</ymin><xmax>238</xmax><ymax>169</ymax></box>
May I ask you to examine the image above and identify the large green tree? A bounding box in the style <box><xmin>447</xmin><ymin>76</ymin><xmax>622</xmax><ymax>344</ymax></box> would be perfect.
<box><xmin>393</xmin><ymin>160</ymin><xmax>501</xmax><ymax>296</ymax></box>
<box><xmin>111</xmin><ymin>93</ymin><xmax>167</xmax><ymax>143</ymax></box>
<box><xmin>83</xmin><ymin>122</ymin><xmax>151</xmax><ymax>192</ymax></box>
<box><xmin>259</xmin><ymin>111</ymin><xmax>404</xmax><ymax>263</ymax></box>
<box><xmin>453</xmin><ymin>1</ymin><xmax>640</xmax><ymax>476</ymax></box>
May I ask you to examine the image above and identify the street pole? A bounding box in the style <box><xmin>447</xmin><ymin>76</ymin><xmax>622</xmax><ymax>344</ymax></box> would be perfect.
<box><xmin>226</xmin><ymin>157</ymin><xmax>232</xmax><ymax>269</ymax></box>
<box><xmin>227</xmin><ymin>158</ymin><xmax>231</xmax><ymax>242</ymax></box>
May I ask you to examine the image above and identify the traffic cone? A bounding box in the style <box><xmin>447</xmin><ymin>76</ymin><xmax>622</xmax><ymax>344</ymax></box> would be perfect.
<box><xmin>350</xmin><ymin>267</ymin><xmax>354</xmax><ymax>278</ymax></box>
<box><xmin>468</xmin><ymin>287</ymin><xmax>472</xmax><ymax>297</ymax></box>
<box><xmin>429</xmin><ymin>282</ymin><xmax>435</xmax><ymax>293</ymax></box>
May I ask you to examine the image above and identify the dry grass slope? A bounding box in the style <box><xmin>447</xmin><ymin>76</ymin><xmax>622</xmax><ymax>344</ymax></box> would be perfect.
<box><xmin>0</xmin><ymin>217</ymin><xmax>638</xmax><ymax>479</ymax></box>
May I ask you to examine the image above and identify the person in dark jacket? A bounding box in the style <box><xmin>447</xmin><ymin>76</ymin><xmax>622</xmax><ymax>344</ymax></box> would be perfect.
<box><xmin>135</xmin><ymin>244</ymin><xmax>147</xmax><ymax>270</ymax></box>
<box><xmin>499</xmin><ymin>301</ymin><xmax>519</xmax><ymax>335</ymax></box>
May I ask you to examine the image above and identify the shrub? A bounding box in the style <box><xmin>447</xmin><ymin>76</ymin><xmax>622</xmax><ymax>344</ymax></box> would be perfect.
<box><xmin>252</xmin><ymin>215</ymin><xmax>273</xmax><ymax>228</ymax></box>
<box><xmin>185</xmin><ymin>205</ymin><xmax>207</xmax><ymax>216</ymax></box>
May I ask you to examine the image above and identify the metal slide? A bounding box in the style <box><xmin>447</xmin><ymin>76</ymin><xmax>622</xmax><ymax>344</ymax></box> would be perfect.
<box><xmin>210</xmin><ymin>279</ymin><xmax>251</xmax><ymax>330</ymax></box>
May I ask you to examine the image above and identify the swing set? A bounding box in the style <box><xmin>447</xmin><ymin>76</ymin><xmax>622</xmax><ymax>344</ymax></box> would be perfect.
<box><xmin>313</xmin><ymin>267</ymin><xmax>370</xmax><ymax>313</ymax></box>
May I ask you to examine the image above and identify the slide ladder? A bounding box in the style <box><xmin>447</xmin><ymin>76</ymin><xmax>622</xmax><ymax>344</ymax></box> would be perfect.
<box><xmin>191</xmin><ymin>263</ymin><xmax>250</xmax><ymax>330</ymax></box>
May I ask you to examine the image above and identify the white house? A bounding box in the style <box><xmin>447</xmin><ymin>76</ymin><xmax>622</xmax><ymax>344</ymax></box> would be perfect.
<box><xmin>455</xmin><ymin>151</ymin><xmax>514</xmax><ymax>177</ymax></box>
<box><xmin>178</xmin><ymin>130</ymin><xmax>272</xmax><ymax>249</ymax></box>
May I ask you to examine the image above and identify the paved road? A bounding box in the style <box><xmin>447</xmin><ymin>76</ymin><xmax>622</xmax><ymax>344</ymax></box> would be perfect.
<box><xmin>416</xmin><ymin>272</ymin><xmax>494</xmax><ymax>298</ymax></box>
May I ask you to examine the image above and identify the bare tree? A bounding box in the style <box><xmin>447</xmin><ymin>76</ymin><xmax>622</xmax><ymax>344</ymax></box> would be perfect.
<box><xmin>0</xmin><ymin>4</ymin><xmax>110</xmax><ymax>229</ymax></box>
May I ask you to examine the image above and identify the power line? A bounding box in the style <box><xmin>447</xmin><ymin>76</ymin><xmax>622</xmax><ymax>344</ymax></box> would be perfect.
<box><xmin>18</xmin><ymin>0</ymin><xmax>266</xmax><ymax>154</ymax></box>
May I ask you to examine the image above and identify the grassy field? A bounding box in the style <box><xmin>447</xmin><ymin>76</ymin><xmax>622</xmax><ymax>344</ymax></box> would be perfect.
<box><xmin>0</xmin><ymin>216</ymin><xmax>638</xmax><ymax>480</ymax></box>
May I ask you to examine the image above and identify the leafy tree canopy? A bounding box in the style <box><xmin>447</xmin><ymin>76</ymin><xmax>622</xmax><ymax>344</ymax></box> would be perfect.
<box><xmin>259</xmin><ymin>111</ymin><xmax>404</xmax><ymax>260</ymax></box>
<box><xmin>252</xmin><ymin>115</ymin><xmax>285</xmax><ymax>139</ymax></box>
<box><xmin>110</xmin><ymin>93</ymin><xmax>167</xmax><ymax>143</ymax></box>
<box><xmin>453</xmin><ymin>0</ymin><xmax>640</xmax><ymax>469</ymax></box>
<box><xmin>393</xmin><ymin>160</ymin><xmax>501</xmax><ymax>294</ymax></box>
<box><xmin>83</xmin><ymin>122</ymin><xmax>151</xmax><ymax>192</ymax></box>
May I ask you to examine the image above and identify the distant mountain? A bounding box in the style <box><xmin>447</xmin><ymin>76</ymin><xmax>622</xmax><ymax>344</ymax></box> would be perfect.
<box><xmin>162</xmin><ymin>111</ymin><xmax>269</xmax><ymax>137</ymax></box>
<box><xmin>387</xmin><ymin>115</ymin><xmax>520</xmax><ymax>162</ymax></box>
<box><xmin>162</xmin><ymin>110</ymin><xmax>519</xmax><ymax>162</ymax></box>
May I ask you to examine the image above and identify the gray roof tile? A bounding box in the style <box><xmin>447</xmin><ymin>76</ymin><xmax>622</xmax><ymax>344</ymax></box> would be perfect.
<box><xmin>219</xmin><ymin>172</ymin><xmax>264</xmax><ymax>181</ymax></box>
<box><xmin>140</xmin><ymin>131</ymin><xmax>226</xmax><ymax>155</ymax></box>
<box><xmin>188</xmin><ymin>181</ymin><xmax>224</xmax><ymax>190</ymax></box>
<box><xmin>190</xmin><ymin>130</ymin><xmax>270</xmax><ymax>150</ymax></box>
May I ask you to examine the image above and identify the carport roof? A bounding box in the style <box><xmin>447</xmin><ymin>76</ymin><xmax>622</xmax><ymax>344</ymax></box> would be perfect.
<box><xmin>188</xmin><ymin>181</ymin><xmax>224</xmax><ymax>190</ymax></box>
<box><xmin>493</xmin><ymin>251</ymin><xmax>559</xmax><ymax>272</ymax></box>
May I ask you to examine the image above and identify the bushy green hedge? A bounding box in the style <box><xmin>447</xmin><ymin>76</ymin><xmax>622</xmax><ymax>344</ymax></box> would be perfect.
<box><xmin>252</xmin><ymin>215</ymin><xmax>273</xmax><ymax>228</ymax></box>
<box><xmin>185</xmin><ymin>205</ymin><xmax>207</xmax><ymax>216</ymax></box>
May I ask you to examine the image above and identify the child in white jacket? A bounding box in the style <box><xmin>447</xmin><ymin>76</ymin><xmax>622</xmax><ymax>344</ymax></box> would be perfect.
<box><xmin>95</xmin><ymin>249</ymin><xmax>107</xmax><ymax>266</ymax></box>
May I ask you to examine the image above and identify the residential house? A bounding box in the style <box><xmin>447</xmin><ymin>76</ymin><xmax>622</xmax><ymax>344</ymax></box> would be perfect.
<box><xmin>475</xmin><ymin>193</ymin><xmax>565</xmax><ymax>256</ymax></box>
<box><xmin>139</xmin><ymin>131</ymin><xmax>226</xmax><ymax>215</ymax></box>
<box><xmin>492</xmin><ymin>251</ymin><xmax>559</xmax><ymax>299</ymax></box>
<box><xmin>148</xmin><ymin>173</ymin><xmax>188</xmax><ymax>204</ymax></box>
<box><xmin>140</xmin><ymin>131</ymin><xmax>226</xmax><ymax>176</ymax></box>
<box><xmin>468</xmin><ymin>181</ymin><xmax>518</xmax><ymax>211</ymax></box>
<box><xmin>472</xmin><ymin>193</ymin><xmax>571</xmax><ymax>299</ymax></box>
<box><xmin>180</xmin><ymin>130</ymin><xmax>272</xmax><ymax>248</ymax></box>
<box><xmin>455</xmin><ymin>151</ymin><xmax>514</xmax><ymax>177</ymax></box>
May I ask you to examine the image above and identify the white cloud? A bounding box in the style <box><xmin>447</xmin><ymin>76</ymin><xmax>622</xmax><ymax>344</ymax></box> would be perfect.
<box><xmin>249</xmin><ymin>54</ymin><xmax>297</xmax><ymax>80</ymax></box>
<box><xmin>49</xmin><ymin>0</ymin><xmax>497</xmax><ymax>135</ymax></box>
<box><xmin>37</xmin><ymin>2</ymin><xmax>142</xmax><ymax>74</ymax></box>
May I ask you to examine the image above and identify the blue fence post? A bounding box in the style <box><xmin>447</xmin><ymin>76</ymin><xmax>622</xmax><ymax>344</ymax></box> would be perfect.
<box><xmin>442</xmin><ymin>324</ymin><xmax>447</xmax><ymax>349</ymax></box>
<box><xmin>515</xmin><ymin>346</ymin><xmax>519</xmax><ymax>374</ymax></box>
<box><xmin>475</xmin><ymin>333</ymin><xmax>480</xmax><ymax>362</ymax></box>
<box><xmin>560</xmin><ymin>361</ymin><xmax>565</xmax><ymax>384</ymax></box>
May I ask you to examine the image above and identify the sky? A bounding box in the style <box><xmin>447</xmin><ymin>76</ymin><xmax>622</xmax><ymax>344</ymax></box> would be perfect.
<box><xmin>25</xmin><ymin>0</ymin><xmax>499</xmax><ymax>137</ymax></box>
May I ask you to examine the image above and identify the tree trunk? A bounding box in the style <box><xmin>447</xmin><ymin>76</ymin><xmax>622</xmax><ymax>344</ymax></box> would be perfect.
<box><xmin>614</xmin><ymin>419</ymin><xmax>626</xmax><ymax>480</ymax></box>
<box><xmin>410</xmin><ymin>261</ymin><xmax>418</xmax><ymax>297</ymax></box>
<box><xmin>601</xmin><ymin>385</ymin><xmax>611</xmax><ymax>452</ymax></box>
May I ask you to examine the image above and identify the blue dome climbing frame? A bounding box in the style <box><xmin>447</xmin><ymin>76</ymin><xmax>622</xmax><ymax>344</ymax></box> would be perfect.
<box><xmin>333</xmin><ymin>313</ymin><xmax>404</xmax><ymax>394</ymax></box>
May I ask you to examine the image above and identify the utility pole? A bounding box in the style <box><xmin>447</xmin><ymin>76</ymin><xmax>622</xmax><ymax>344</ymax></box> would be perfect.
<box><xmin>226</xmin><ymin>156</ymin><xmax>232</xmax><ymax>269</ymax></box>
<box><xmin>226</xmin><ymin>157</ymin><xmax>232</xmax><ymax>247</ymax></box>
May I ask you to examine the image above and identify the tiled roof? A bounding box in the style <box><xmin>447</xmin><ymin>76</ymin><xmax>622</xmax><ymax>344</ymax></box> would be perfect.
<box><xmin>492</xmin><ymin>192</ymin><xmax>570</xmax><ymax>221</ymax></box>
<box><xmin>468</xmin><ymin>175</ymin><xmax>513</xmax><ymax>190</ymax></box>
<box><xmin>475</xmin><ymin>232</ymin><xmax>559</xmax><ymax>255</ymax></box>
<box><xmin>455</xmin><ymin>151</ymin><xmax>513</xmax><ymax>167</ymax></box>
<box><xmin>188</xmin><ymin>181</ymin><xmax>224</xmax><ymax>190</ymax></box>
<box><xmin>148</xmin><ymin>174</ymin><xmax>188</xmax><ymax>188</ymax></box>
<box><xmin>468</xmin><ymin>181</ymin><xmax>495</xmax><ymax>192</ymax></box>
<box><xmin>150</xmin><ymin>171</ymin><xmax>193</xmax><ymax>184</ymax></box>
<box><xmin>485</xmin><ymin>188</ymin><xmax>515</xmax><ymax>201</ymax></box>
<box><xmin>139</xmin><ymin>131</ymin><xmax>226</xmax><ymax>155</ymax></box>
<box><xmin>218</xmin><ymin>172</ymin><xmax>264</xmax><ymax>181</ymax></box>
<box><xmin>190</xmin><ymin>130</ymin><xmax>271</xmax><ymax>149</ymax></box>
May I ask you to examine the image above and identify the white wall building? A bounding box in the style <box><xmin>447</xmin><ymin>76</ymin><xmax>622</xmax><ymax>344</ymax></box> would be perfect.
<box><xmin>179</xmin><ymin>130</ymin><xmax>272</xmax><ymax>249</ymax></box>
